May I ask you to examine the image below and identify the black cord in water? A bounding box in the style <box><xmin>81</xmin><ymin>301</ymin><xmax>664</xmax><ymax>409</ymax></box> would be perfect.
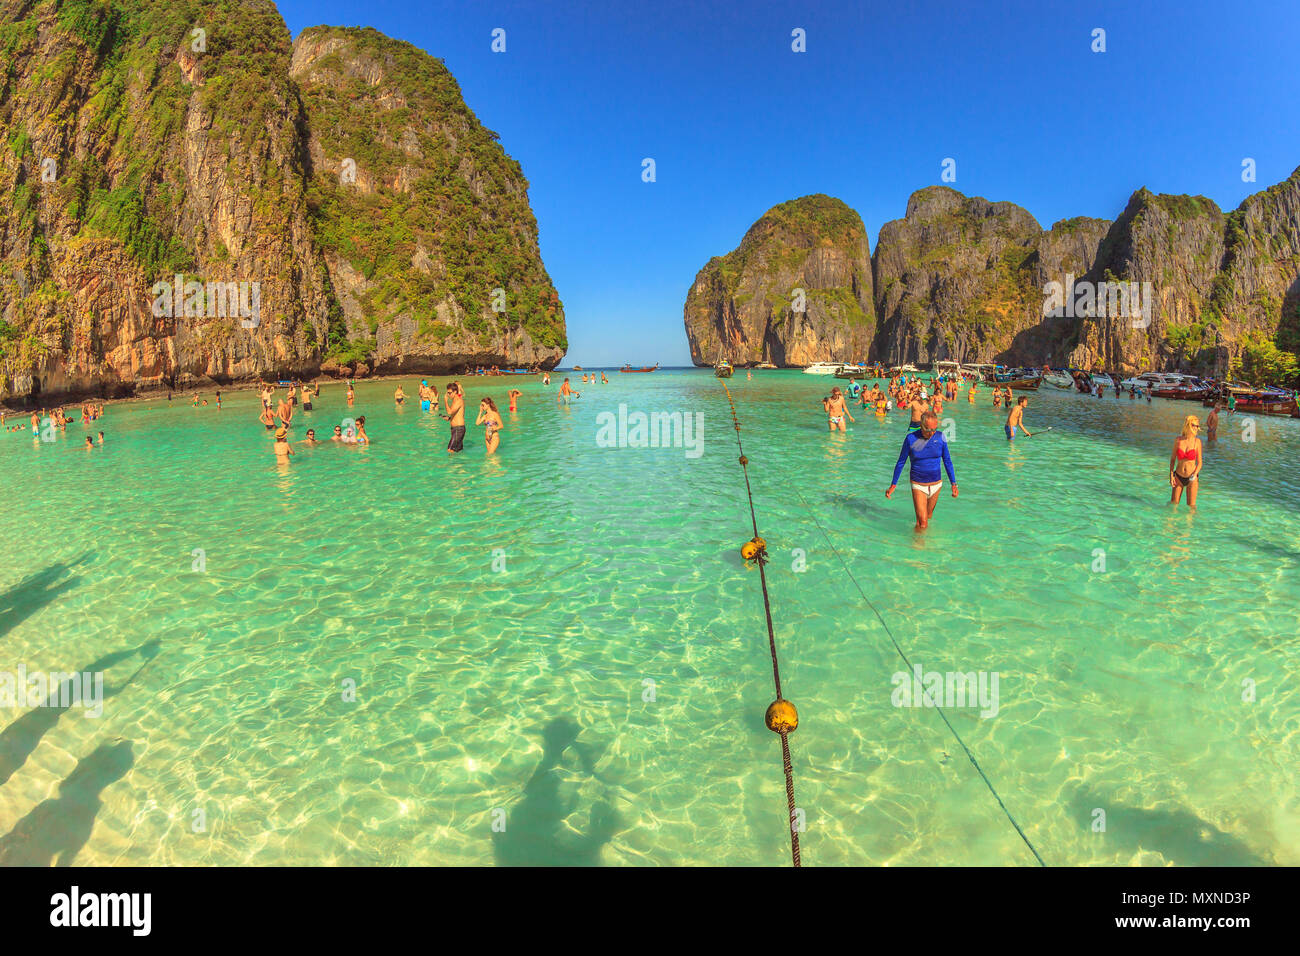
<box><xmin>792</xmin><ymin>488</ymin><xmax>1048</xmax><ymax>867</ymax></box>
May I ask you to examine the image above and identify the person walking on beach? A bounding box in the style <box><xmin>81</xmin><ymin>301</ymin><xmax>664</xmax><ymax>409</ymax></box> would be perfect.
<box><xmin>444</xmin><ymin>382</ymin><xmax>466</xmax><ymax>453</ymax></box>
<box><xmin>822</xmin><ymin>387</ymin><xmax>854</xmax><ymax>432</ymax></box>
<box><xmin>1006</xmin><ymin>396</ymin><xmax>1032</xmax><ymax>439</ymax></box>
<box><xmin>1169</xmin><ymin>414</ymin><xmax>1203</xmax><ymax>508</ymax></box>
<box><xmin>477</xmin><ymin>397</ymin><xmax>503</xmax><ymax>453</ymax></box>
<box><xmin>886</xmin><ymin>411</ymin><xmax>958</xmax><ymax>532</ymax></box>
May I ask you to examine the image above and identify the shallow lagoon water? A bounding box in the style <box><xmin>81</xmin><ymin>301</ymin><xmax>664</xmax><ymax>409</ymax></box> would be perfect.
<box><xmin>0</xmin><ymin>370</ymin><xmax>1296</xmax><ymax>865</ymax></box>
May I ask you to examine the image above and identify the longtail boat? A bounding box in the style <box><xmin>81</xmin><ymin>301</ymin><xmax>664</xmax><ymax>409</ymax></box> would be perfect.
<box><xmin>619</xmin><ymin>363</ymin><xmax>659</xmax><ymax>373</ymax></box>
<box><xmin>714</xmin><ymin>360</ymin><xmax>734</xmax><ymax>379</ymax></box>
<box><xmin>1203</xmin><ymin>383</ymin><xmax>1298</xmax><ymax>416</ymax></box>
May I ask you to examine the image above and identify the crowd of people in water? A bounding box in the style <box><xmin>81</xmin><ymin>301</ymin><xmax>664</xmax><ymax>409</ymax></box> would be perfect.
<box><xmin>819</xmin><ymin>369</ymin><xmax>1208</xmax><ymax>530</ymax></box>
<box><xmin>2</xmin><ymin>401</ymin><xmax>106</xmax><ymax>447</ymax></box>
<box><xmin>4</xmin><ymin>366</ymin><xmax>1218</xmax><ymax>525</ymax></box>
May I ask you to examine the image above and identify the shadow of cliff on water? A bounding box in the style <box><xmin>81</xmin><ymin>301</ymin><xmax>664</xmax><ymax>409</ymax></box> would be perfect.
<box><xmin>492</xmin><ymin>717</ymin><xmax>619</xmax><ymax>867</ymax></box>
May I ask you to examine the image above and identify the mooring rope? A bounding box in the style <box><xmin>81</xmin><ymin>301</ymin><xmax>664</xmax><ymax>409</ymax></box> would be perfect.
<box><xmin>791</xmin><ymin>487</ymin><xmax>1047</xmax><ymax>867</ymax></box>
<box><xmin>718</xmin><ymin>380</ymin><xmax>801</xmax><ymax>867</ymax></box>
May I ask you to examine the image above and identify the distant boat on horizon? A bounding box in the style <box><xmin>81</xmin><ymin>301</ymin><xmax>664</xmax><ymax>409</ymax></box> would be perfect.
<box><xmin>619</xmin><ymin>363</ymin><xmax>659</xmax><ymax>373</ymax></box>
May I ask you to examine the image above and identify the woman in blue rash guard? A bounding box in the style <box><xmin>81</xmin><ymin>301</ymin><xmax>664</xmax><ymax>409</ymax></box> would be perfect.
<box><xmin>885</xmin><ymin>411</ymin><xmax>959</xmax><ymax>531</ymax></box>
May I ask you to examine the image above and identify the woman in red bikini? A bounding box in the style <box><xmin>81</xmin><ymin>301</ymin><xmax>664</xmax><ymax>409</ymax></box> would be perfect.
<box><xmin>1169</xmin><ymin>415</ymin><xmax>1203</xmax><ymax>509</ymax></box>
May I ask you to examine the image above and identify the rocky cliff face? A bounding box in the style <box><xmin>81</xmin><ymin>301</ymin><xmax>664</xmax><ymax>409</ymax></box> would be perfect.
<box><xmin>686</xmin><ymin>175</ymin><xmax>1300</xmax><ymax>381</ymax></box>
<box><xmin>292</xmin><ymin>26</ymin><xmax>565</xmax><ymax>375</ymax></box>
<box><xmin>683</xmin><ymin>195</ymin><xmax>874</xmax><ymax>366</ymax></box>
<box><xmin>0</xmin><ymin>1</ymin><xmax>563</xmax><ymax>403</ymax></box>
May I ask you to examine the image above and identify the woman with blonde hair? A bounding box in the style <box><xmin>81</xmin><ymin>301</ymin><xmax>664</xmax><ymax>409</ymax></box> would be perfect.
<box><xmin>1169</xmin><ymin>415</ymin><xmax>1203</xmax><ymax>508</ymax></box>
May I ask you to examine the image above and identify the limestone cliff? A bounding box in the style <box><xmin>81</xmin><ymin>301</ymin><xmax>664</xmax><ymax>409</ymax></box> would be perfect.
<box><xmin>687</xmin><ymin>175</ymin><xmax>1300</xmax><ymax>383</ymax></box>
<box><xmin>0</xmin><ymin>1</ymin><xmax>564</xmax><ymax>403</ymax></box>
<box><xmin>292</xmin><ymin>26</ymin><xmax>565</xmax><ymax>374</ymax></box>
<box><xmin>683</xmin><ymin>195</ymin><xmax>875</xmax><ymax>367</ymax></box>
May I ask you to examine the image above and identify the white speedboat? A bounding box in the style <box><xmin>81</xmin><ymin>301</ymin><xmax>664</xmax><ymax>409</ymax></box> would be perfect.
<box><xmin>1119</xmin><ymin>372</ymin><xmax>1183</xmax><ymax>391</ymax></box>
<box><xmin>1043</xmin><ymin>369</ymin><xmax>1076</xmax><ymax>390</ymax></box>
<box><xmin>803</xmin><ymin>362</ymin><xmax>843</xmax><ymax>375</ymax></box>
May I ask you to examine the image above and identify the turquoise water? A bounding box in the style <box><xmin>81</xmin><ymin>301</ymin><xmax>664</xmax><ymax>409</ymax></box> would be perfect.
<box><xmin>0</xmin><ymin>370</ymin><xmax>1296</xmax><ymax>866</ymax></box>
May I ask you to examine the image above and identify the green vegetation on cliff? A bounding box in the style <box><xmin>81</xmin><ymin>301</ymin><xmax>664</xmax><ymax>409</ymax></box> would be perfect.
<box><xmin>297</xmin><ymin>26</ymin><xmax>566</xmax><ymax>353</ymax></box>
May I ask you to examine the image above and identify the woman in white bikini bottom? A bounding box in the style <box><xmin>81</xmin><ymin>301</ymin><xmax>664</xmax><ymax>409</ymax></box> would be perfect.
<box><xmin>911</xmin><ymin>480</ymin><xmax>942</xmax><ymax>498</ymax></box>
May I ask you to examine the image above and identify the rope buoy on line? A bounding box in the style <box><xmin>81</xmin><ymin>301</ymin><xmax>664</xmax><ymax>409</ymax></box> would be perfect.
<box><xmin>719</xmin><ymin>380</ymin><xmax>802</xmax><ymax>868</ymax></box>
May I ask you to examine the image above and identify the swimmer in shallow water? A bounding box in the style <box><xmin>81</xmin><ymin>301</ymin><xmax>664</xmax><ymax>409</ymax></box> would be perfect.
<box><xmin>885</xmin><ymin>411</ymin><xmax>958</xmax><ymax>532</ymax></box>
<box><xmin>507</xmin><ymin>388</ymin><xmax>521</xmax><ymax>412</ymax></box>
<box><xmin>274</xmin><ymin>426</ymin><xmax>294</xmax><ymax>460</ymax></box>
<box><xmin>477</xmin><ymin>397</ymin><xmax>503</xmax><ymax>454</ymax></box>
<box><xmin>1169</xmin><ymin>414</ymin><xmax>1202</xmax><ymax>509</ymax></box>
<box><xmin>1005</xmin><ymin>396</ymin><xmax>1032</xmax><ymax>440</ymax></box>
<box><xmin>821</xmin><ymin>387</ymin><xmax>853</xmax><ymax>432</ymax></box>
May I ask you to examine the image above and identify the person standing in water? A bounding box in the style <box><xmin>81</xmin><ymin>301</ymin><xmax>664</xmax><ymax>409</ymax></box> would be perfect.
<box><xmin>558</xmin><ymin>377</ymin><xmax>579</xmax><ymax>405</ymax></box>
<box><xmin>904</xmin><ymin>392</ymin><xmax>930</xmax><ymax>431</ymax></box>
<box><xmin>444</xmin><ymin>382</ymin><xmax>465</xmax><ymax>453</ymax></box>
<box><xmin>822</xmin><ymin>386</ymin><xmax>854</xmax><ymax>432</ymax></box>
<box><xmin>302</xmin><ymin>382</ymin><xmax>316</xmax><ymax>411</ymax></box>
<box><xmin>346</xmin><ymin>382</ymin><xmax>355</xmax><ymax>408</ymax></box>
<box><xmin>273</xmin><ymin>426</ymin><xmax>294</xmax><ymax>460</ymax></box>
<box><xmin>1005</xmin><ymin>396</ymin><xmax>1032</xmax><ymax>440</ymax></box>
<box><xmin>507</xmin><ymin>388</ymin><xmax>522</xmax><ymax>412</ymax></box>
<box><xmin>477</xmin><ymin>397</ymin><xmax>503</xmax><ymax>454</ymax></box>
<box><xmin>886</xmin><ymin>411</ymin><xmax>958</xmax><ymax>532</ymax></box>
<box><xmin>1205</xmin><ymin>403</ymin><xmax>1220</xmax><ymax>441</ymax></box>
<box><xmin>259</xmin><ymin>403</ymin><xmax>276</xmax><ymax>431</ymax></box>
<box><xmin>276</xmin><ymin>394</ymin><xmax>294</xmax><ymax>428</ymax></box>
<box><xmin>394</xmin><ymin>384</ymin><xmax>407</xmax><ymax>407</ymax></box>
<box><xmin>1169</xmin><ymin>415</ymin><xmax>1203</xmax><ymax>508</ymax></box>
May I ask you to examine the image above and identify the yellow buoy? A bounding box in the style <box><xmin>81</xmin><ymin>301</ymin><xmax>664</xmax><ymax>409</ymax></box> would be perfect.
<box><xmin>741</xmin><ymin>541</ymin><xmax>759</xmax><ymax>561</ymax></box>
<box><xmin>765</xmin><ymin>699</ymin><xmax>798</xmax><ymax>734</ymax></box>
<box><xmin>751</xmin><ymin>536</ymin><xmax>767</xmax><ymax>551</ymax></box>
<box><xmin>738</xmin><ymin>455</ymin><xmax>748</xmax><ymax>466</ymax></box>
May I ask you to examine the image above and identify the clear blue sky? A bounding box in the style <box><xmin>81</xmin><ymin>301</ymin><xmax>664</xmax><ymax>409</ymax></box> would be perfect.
<box><xmin>277</xmin><ymin>0</ymin><xmax>1300</xmax><ymax>366</ymax></box>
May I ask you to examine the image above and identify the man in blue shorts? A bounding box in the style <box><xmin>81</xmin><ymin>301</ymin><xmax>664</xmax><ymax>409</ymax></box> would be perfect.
<box><xmin>885</xmin><ymin>412</ymin><xmax>958</xmax><ymax>531</ymax></box>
